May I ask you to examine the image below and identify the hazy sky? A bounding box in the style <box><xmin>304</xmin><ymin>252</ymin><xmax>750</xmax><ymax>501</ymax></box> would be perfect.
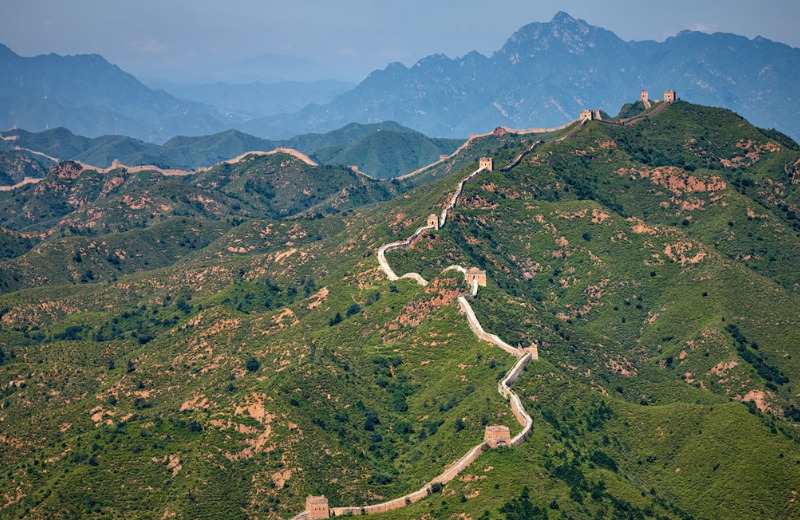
<box><xmin>2</xmin><ymin>0</ymin><xmax>798</xmax><ymax>84</ymax></box>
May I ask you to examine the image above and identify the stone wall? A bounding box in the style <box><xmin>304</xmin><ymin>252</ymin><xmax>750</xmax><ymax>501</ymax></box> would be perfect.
<box><xmin>510</xmin><ymin>392</ymin><xmax>533</xmax><ymax>446</ymax></box>
<box><xmin>376</xmin><ymin>223</ymin><xmax>436</xmax><ymax>282</ymax></box>
<box><xmin>497</xmin><ymin>353</ymin><xmax>534</xmax><ymax>446</ymax></box>
<box><xmin>296</xmin><ymin>110</ymin><xmax>602</xmax><ymax>520</ymax></box>
<box><xmin>327</xmin><ymin>443</ymin><xmax>486</xmax><ymax>517</ymax></box>
<box><xmin>457</xmin><ymin>296</ymin><xmax>520</xmax><ymax>357</ymax></box>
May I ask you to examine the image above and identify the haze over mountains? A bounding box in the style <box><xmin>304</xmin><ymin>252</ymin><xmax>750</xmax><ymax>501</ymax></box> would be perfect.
<box><xmin>1</xmin><ymin>12</ymin><xmax>799</xmax><ymax>145</ymax></box>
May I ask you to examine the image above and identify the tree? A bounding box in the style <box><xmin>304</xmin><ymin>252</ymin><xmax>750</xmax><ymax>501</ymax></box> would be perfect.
<box><xmin>329</xmin><ymin>312</ymin><xmax>342</xmax><ymax>326</ymax></box>
<box><xmin>346</xmin><ymin>304</ymin><xmax>361</xmax><ymax>317</ymax></box>
<box><xmin>245</xmin><ymin>357</ymin><xmax>260</xmax><ymax>372</ymax></box>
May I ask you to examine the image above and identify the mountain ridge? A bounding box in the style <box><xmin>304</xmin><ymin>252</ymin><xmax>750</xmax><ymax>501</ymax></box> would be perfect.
<box><xmin>0</xmin><ymin>44</ymin><xmax>225</xmax><ymax>143</ymax></box>
<box><xmin>243</xmin><ymin>12</ymin><xmax>800</xmax><ymax>142</ymax></box>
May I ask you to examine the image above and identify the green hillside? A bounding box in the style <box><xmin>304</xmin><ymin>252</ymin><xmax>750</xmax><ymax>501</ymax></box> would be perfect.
<box><xmin>311</xmin><ymin>129</ymin><xmax>462</xmax><ymax>178</ymax></box>
<box><xmin>0</xmin><ymin>122</ymin><xmax>461</xmax><ymax>181</ymax></box>
<box><xmin>0</xmin><ymin>101</ymin><xmax>799</xmax><ymax>520</ymax></box>
<box><xmin>0</xmin><ymin>153</ymin><xmax>414</xmax><ymax>234</ymax></box>
<box><xmin>283</xmin><ymin>121</ymin><xmax>418</xmax><ymax>151</ymax></box>
<box><xmin>0</xmin><ymin>149</ymin><xmax>51</xmax><ymax>185</ymax></box>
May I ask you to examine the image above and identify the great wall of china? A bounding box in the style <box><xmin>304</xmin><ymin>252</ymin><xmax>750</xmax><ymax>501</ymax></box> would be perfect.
<box><xmin>291</xmin><ymin>91</ymin><xmax>675</xmax><ymax>519</ymax></box>
<box><xmin>0</xmin><ymin>146</ymin><xmax>323</xmax><ymax>191</ymax></box>
<box><xmin>9</xmin><ymin>95</ymin><xmax>675</xmax><ymax>518</ymax></box>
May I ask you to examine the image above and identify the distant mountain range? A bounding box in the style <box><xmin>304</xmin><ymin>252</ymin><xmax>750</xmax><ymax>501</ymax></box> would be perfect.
<box><xmin>0</xmin><ymin>43</ymin><xmax>224</xmax><ymax>143</ymax></box>
<box><xmin>0</xmin><ymin>122</ymin><xmax>462</xmax><ymax>181</ymax></box>
<box><xmin>1</xmin><ymin>12</ymin><xmax>799</xmax><ymax>144</ymax></box>
<box><xmin>149</xmin><ymin>80</ymin><xmax>355</xmax><ymax>121</ymax></box>
<box><xmin>248</xmin><ymin>12</ymin><xmax>800</xmax><ymax>140</ymax></box>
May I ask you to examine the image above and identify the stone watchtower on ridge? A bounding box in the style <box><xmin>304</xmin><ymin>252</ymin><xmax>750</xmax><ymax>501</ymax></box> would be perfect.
<box><xmin>465</xmin><ymin>267</ymin><xmax>487</xmax><ymax>287</ymax></box>
<box><xmin>427</xmin><ymin>214</ymin><xmax>440</xmax><ymax>230</ymax></box>
<box><xmin>479</xmin><ymin>157</ymin><xmax>493</xmax><ymax>171</ymax></box>
<box><xmin>484</xmin><ymin>425</ymin><xmax>511</xmax><ymax>448</ymax></box>
<box><xmin>306</xmin><ymin>495</ymin><xmax>329</xmax><ymax>519</ymax></box>
<box><xmin>580</xmin><ymin>109</ymin><xmax>594</xmax><ymax>121</ymax></box>
<box><xmin>640</xmin><ymin>90</ymin><xmax>649</xmax><ymax>103</ymax></box>
<box><xmin>664</xmin><ymin>90</ymin><xmax>676</xmax><ymax>103</ymax></box>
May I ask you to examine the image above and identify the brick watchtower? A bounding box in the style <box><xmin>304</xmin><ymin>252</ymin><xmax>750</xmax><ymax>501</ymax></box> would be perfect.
<box><xmin>479</xmin><ymin>157</ymin><xmax>494</xmax><ymax>171</ymax></box>
<box><xmin>465</xmin><ymin>268</ymin><xmax>487</xmax><ymax>287</ymax></box>
<box><xmin>427</xmin><ymin>214</ymin><xmax>440</xmax><ymax>230</ymax></box>
<box><xmin>664</xmin><ymin>90</ymin><xmax>676</xmax><ymax>103</ymax></box>
<box><xmin>306</xmin><ymin>495</ymin><xmax>329</xmax><ymax>519</ymax></box>
<box><xmin>484</xmin><ymin>425</ymin><xmax>511</xmax><ymax>448</ymax></box>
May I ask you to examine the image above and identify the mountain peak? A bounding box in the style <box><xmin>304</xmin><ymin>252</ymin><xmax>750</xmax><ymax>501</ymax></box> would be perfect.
<box><xmin>551</xmin><ymin>11</ymin><xmax>577</xmax><ymax>24</ymax></box>
<box><xmin>496</xmin><ymin>12</ymin><xmax>615</xmax><ymax>59</ymax></box>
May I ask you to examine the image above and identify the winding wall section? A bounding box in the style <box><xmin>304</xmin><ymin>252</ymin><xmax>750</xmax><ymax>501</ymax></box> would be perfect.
<box><xmin>291</xmin><ymin>101</ymin><xmax>672</xmax><ymax>518</ymax></box>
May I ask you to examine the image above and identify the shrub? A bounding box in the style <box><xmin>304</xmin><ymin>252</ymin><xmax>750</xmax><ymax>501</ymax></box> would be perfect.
<box><xmin>346</xmin><ymin>304</ymin><xmax>361</xmax><ymax>317</ymax></box>
<box><xmin>329</xmin><ymin>312</ymin><xmax>342</xmax><ymax>326</ymax></box>
<box><xmin>245</xmin><ymin>357</ymin><xmax>260</xmax><ymax>372</ymax></box>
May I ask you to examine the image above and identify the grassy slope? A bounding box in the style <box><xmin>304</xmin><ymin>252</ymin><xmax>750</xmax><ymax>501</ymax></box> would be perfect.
<box><xmin>0</xmin><ymin>102</ymin><xmax>799</xmax><ymax>519</ymax></box>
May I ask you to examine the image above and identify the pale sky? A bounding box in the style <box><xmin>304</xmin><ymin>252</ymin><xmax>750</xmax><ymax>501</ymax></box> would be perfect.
<box><xmin>2</xmin><ymin>0</ymin><xmax>798</xmax><ymax>84</ymax></box>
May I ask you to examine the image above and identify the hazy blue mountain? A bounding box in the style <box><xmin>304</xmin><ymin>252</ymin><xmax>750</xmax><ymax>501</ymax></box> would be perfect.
<box><xmin>243</xmin><ymin>12</ymin><xmax>800</xmax><ymax>141</ymax></box>
<box><xmin>0</xmin><ymin>44</ymin><xmax>224</xmax><ymax>143</ymax></box>
<box><xmin>151</xmin><ymin>80</ymin><xmax>355</xmax><ymax>120</ymax></box>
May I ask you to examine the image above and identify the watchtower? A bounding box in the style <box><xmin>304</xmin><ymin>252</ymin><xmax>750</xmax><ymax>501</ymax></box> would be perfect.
<box><xmin>640</xmin><ymin>90</ymin><xmax>649</xmax><ymax>104</ymax></box>
<box><xmin>439</xmin><ymin>154</ymin><xmax>449</xmax><ymax>162</ymax></box>
<box><xmin>484</xmin><ymin>425</ymin><xmax>511</xmax><ymax>448</ymax></box>
<box><xmin>306</xmin><ymin>495</ymin><xmax>330</xmax><ymax>519</ymax></box>
<box><xmin>479</xmin><ymin>157</ymin><xmax>494</xmax><ymax>171</ymax></box>
<box><xmin>465</xmin><ymin>267</ymin><xmax>487</xmax><ymax>287</ymax></box>
<box><xmin>664</xmin><ymin>90</ymin><xmax>676</xmax><ymax>103</ymax></box>
<box><xmin>427</xmin><ymin>214</ymin><xmax>440</xmax><ymax>230</ymax></box>
<box><xmin>580</xmin><ymin>109</ymin><xmax>594</xmax><ymax>121</ymax></box>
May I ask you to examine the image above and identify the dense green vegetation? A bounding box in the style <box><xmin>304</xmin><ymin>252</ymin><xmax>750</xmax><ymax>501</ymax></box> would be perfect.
<box><xmin>1</xmin><ymin>101</ymin><xmax>799</xmax><ymax>519</ymax></box>
<box><xmin>310</xmin><ymin>130</ymin><xmax>461</xmax><ymax>178</ymax></box>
